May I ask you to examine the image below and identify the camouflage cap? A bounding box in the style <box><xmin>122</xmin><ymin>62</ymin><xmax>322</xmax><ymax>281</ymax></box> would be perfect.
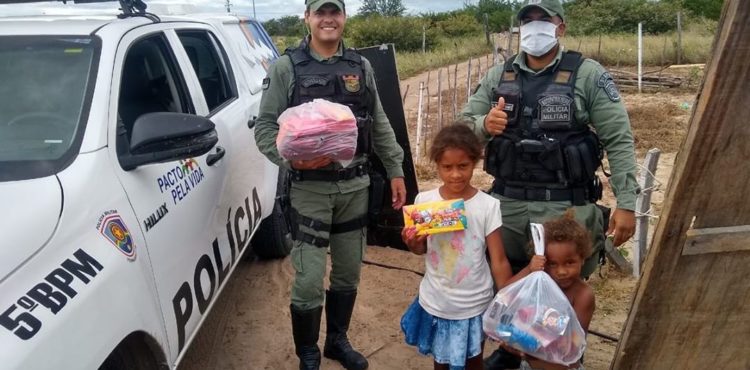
<box><xmin>306</xmin><ymin>0</ymin><xmax>345</xmax><ymax>11</ymax></box>
<box><xmin>518</xmin><ymin>0</ymin><xmax>565</xmax><ymax>22</ymax></box>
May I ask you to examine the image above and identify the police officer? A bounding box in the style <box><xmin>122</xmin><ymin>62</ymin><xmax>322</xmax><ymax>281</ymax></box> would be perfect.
<box><xmin>254</xmin><ymin>1</ymin><xmax>406</xmax><ymax>369</ymax></box>
<box><xmin>460</xmin><ymin>1</ymin><xmax>638</xmax><ymax>368</ymax></box>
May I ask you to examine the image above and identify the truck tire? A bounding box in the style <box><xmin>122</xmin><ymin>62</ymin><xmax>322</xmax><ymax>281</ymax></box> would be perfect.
<box><xmin>99</xmin><ymin>334</ymin><xmax>161</xmax><ymax>370</ymax></box>
<box><xmin>251</xmin><ymin>170</ymin><xmax>292</xmax><ymax>259</ymax></box>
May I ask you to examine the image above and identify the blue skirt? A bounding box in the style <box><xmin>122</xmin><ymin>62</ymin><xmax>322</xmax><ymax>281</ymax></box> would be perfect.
<box><xmin>400</xmin><ymin>298</ymin><xmax>484</xmax><ymax>370</ymax></box>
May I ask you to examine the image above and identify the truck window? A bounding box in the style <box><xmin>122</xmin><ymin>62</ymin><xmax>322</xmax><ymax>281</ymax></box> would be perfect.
<box><xmin>118</xmin><ymin>34</ymin><xmax>193</xmax><ymax>138</ymax></box>
<box><xmin>0</xmin><ymin>35</ymin><xmax>99</xmax><ymax>182</ymax></box>
<box><xmin>177</xmin><ymin>30</ymin><xmax>237</xmax><ymax>113</ymax></box>
<box><xmin>242</xmin><ymin>21</ymin><xmax>280</xmax><ymax>58</ymax></box>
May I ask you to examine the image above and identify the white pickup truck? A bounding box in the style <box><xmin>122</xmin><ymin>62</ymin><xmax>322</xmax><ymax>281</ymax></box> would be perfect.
<box><xmin>0</xmin><ymin>1</ymin><xmax>291</xmax><ymax>368</ymax></box>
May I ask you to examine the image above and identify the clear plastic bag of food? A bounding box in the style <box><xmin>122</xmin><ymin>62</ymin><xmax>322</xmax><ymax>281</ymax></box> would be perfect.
<box><xmin>482</xmin><ymin>224</ymin><xmax>586</xmax><ymax>365</ymax></box>
<box><xmin>276</xmin><ymin>99</ymin><xmax>358</xmax><ymax>161</ymax></box>
<box><xmin>402</xmin><ymin>199</ymin><xmax>467</xmax><ymax>235</ymax></box>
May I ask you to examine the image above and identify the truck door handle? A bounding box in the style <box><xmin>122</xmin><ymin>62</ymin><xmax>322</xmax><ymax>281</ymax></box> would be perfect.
<box><xmin>248</xmin><ymin>116</ymin><xmax>257</xmax><ymax>129</ymax></box>
<box><xmin>206</xmin><ymin>146</ymin><xmax>226</xmax><ymax>166</ymax></box>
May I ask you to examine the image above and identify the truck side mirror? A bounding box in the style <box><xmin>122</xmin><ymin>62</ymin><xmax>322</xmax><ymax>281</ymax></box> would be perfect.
<box><xmin>119</xmin><ymin>112</ymin><xmax>218</xmax><ymax>171</ymax></box>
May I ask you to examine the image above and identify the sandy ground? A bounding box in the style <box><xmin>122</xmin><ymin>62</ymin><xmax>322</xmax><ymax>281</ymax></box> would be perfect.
<box><xmin>180</xmin><ymin>245</ymin><xmax>647</xmax><ymax>370</ymax></box>
<box><xmin>180</xmin><ymin>53</ymin><xmax>694</xmax><ymax>369</ymax></box>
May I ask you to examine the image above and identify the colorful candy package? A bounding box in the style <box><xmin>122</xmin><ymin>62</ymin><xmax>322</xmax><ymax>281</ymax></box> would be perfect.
<box><xmin>402</xmin><ymin>199</ymin><xmax>467</xmax><ymax>235</ymax></box>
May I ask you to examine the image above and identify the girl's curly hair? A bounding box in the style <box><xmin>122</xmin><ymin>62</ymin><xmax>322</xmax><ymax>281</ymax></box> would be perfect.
<box><xmin>429</xmin><ymin>122</ymin><xmax>483</xmax><ymax>163</ymax></box>
<box><xmin>543</xmin><ymin>209</ymin><xmax>592</xmax><ymax>258</ymax></box>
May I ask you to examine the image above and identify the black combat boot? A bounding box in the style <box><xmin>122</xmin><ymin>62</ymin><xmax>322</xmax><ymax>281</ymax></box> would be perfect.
<box><xmin>323</xmin><ymin>289</ymin><xmax>369</xmax><ymax>370</ymax></box>
<box><xmin>483</xmin><ymin>346</ymin><xmax>522</xmax><ymax>370</ymax></box>
<box><xmin>291</xmin><ymin>305</ymin><xmax>323</xmax><ymax>370</ymax></box>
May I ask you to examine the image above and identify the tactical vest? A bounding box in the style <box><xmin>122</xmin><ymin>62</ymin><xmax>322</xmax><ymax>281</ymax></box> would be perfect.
<box><xmin>279</xmin><ymin>42</ymin><xmax>376</xmax><ymax>245</ymax></box>
<box><xmin>286</xmin><ymin>40</ymin><xmax>373</xmax><ymax>156</ymax></box>
<box><xmin>484</xmin><ymin>51</ymin><xmax>604</xmax><ymax>205</ymax></box>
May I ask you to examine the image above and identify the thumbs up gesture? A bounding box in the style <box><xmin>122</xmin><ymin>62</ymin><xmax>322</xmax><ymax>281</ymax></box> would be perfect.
<box><xmin>484</xmin><ymin>97</ymin><xmax>508</xmax><ymax>136</ymax></box>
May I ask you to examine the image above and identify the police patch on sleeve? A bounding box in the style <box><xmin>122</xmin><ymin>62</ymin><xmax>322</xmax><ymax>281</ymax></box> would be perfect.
<box><xmin>262</xmin><ymin>77</ymin><xmax>270</xmax><ymax>90</ymax></box>
<box><xmin>596</xmin><ymin>71</ymin><xmax>620</xmax><ymax>102</ymax></box>
<box><xmin>604</xmin><ymin>83</ymin><xmax>621</xmax><ymax>102</ymax></box>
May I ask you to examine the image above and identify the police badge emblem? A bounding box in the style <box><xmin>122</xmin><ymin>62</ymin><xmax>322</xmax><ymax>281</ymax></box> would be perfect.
<box><xmin>97</xmin><ymin>211</ymin><xmax>136</xmax><ymax>260</ymax></box>
<box><xmin>538</xmin><ymin>95</ymin><xmax>574</xmax><ymax>130</ymax></box>
<box><xmin>342</xmin><ymin>74</ymin><xmax>361</xmax><ymax>93</ymax></box>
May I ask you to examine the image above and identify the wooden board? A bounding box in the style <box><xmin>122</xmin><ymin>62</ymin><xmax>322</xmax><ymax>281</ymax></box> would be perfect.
<box><xmin>682</xmin><ymin>225</ymin><xmax>750</xmax><ymax>256</ymax></box>
<box><xmin>612</xmin><ymin>1</ymin><xmax>750</xmax><ymax>369</ymax></box>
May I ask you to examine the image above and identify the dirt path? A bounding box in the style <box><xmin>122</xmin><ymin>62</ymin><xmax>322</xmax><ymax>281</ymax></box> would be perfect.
<box><xmin>180</xmin><ymin>53</ymin><xmax>694</xmax><ymax>369</ymax></box>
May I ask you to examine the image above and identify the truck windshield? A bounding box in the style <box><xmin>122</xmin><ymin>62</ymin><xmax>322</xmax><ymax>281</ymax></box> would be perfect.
<box><xmin>0</xmin><ymin>36</ymin><xmax>99</xmax><ymax>182</ymax></box>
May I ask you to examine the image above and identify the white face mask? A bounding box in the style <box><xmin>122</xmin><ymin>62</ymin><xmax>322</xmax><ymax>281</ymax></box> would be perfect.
<box><xmin>520</xmin><ymin>21</ymin><xmax>559</xmax><ymax>57</ymax></box>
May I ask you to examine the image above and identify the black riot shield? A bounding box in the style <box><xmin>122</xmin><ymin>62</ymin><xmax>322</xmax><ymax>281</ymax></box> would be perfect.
<box><xmin>358</xmin><ymin>44</ymin><xmax>418</xmax><ymax>250</ymax></box>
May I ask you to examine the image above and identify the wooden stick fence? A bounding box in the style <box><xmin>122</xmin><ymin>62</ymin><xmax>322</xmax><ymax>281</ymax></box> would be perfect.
<box><xmin>414</xmin><ymin>51</ymin><xmax>503</xmax><ymax>160</ymax></box>
<box><xmin>437</xmin><ymin>68</ymin><xmax>443</xmax><ymax>131</ymax></box>
<box><xmin>452</xmin><ymin>63</ymin><xmax>458</xmax><ymax>119</ymax></box>
<box><xmin>415</xmin><ymin>81</ymin><xmax>425</xmax><ymax>162</ymax></box>
<box><xmin>634</xmin><ymin>148</ymin><xmax>661</xmax><ymax>277</ymax></box>
<box><xmin>466</xmin><ymin>59</ymin><xmax>472</xmax><ymax>104</ymax></box>
<box><xmin>603</xmin><ymin>148</ymin><xmax>662</xmax><ymax>274</ymax></box>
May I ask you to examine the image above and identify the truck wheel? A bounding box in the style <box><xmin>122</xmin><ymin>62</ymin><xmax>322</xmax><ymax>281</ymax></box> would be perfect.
<box><xmin>251</xmin><ymin>201</ymin><xmax>292</xmax><ymax>259</ymax></box>
<box><xmin>251</xmin><ymin>170</ymin><xmax>292</xmax><ymax>259</ymax></box>
<box><xmin>99</xmin><ymin>334</ymin><xmax>161</xmax><ymax>370</ymax></box>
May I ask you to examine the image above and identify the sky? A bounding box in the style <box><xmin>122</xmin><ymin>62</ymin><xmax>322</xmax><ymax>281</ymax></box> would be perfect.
<box><xmin>0</xmin><ymin>0</ymin><xmax>470</xmax><ymax>21</ymax></box>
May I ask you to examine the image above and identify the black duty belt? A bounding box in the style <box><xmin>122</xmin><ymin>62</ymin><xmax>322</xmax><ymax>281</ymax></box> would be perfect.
<box><xmin>291</xmin><ymin>163</ymin><xmax>368</xmax><ymax>182</ymax></box>
<box><xmin>290</xmin><ymin>207</ymin><xmax>369</xmax><ymax>248</ymax></box>
<box><xmin>493</xmin><ymin>183</ymin><xmax>588</xmax><ymax>204</ymax></box>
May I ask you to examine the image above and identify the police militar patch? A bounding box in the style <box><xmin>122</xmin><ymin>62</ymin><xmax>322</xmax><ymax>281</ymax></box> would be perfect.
<box><xmin>597</xmin><ymin>71</ymin><xmax>613</xmax><ymax>88</ymax></box>
<box><xmin>539</xmin><ymin>95</ymin><xmax>573</xmax><ymax>123</ymax></box>
<box><xmin>342</xmin><ymin>74</ymin><xmax>361</xmax><ymax>93</ymax></box>
<box><xmin>604</xmin><ymin>83</ymin><xmax>621</xmax><ymax>102</ymax></box>
<box><xmin>597</xmin><ymin>71</ymin><xmax>620</xmax><ymax>102</ymax></box>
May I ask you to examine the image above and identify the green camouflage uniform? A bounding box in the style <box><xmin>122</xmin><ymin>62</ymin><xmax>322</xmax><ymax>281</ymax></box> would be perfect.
<box><xmin>461</xmin><ymin>48</ymin><xmax>638</xmax><ymax>277</ymax></box>
<box><xmin>255</xmin><ymin>42</ymin><xmax>404</xmax><ymax>309</ymax></box>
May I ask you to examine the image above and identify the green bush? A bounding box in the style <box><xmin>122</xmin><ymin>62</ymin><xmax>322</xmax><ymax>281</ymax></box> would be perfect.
<box><xmin>272</xmin><ymin>36</ymin><xmax>301</xmax><ymax>53</ymax></box>
<box><xmin>462</xmin><ymin>0</ymin><xmax>515</xmax><ymax>32</ymax></box>
<box><xmin>263</xmin><ymin>15</ymin><xmax>305</xmax><ymax>37</ymax></box>
<box><xmin>436</xmin><ymin>13</ymin><xmax>483</xmax><ymax>37</ymax></box>
<box><xmin>346</xmin><ymin>16</ymin><xmax>439</xmax><ymax>52</ymax></box>
<box><xmin>565</xmin><ymin>0</ymin><xmax>680</xmax><ymax>35</ymax></box>
<box><xmin>396</xmin><ymin>35</ymin><xmax>493</xmax><ymax>78</ymax></box>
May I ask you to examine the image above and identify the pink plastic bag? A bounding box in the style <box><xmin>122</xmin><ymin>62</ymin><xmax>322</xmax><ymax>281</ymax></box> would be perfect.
<box><xmin>277</xmin><ymin>99</ymin><xmax>358</xmax><ymax>161</ymax></box>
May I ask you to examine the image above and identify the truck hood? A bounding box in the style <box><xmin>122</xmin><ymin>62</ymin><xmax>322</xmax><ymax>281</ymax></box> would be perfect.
<box><xmin>0</xmin><ymin>176</ymin><xmax>62</xmax><ymax>283</ymax></box>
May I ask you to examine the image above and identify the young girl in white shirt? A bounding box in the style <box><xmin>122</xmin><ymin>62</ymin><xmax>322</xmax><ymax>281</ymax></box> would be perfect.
<box><xmin>401</xmin><ymin>124</ymin><xmax>515</xmax><ymax>370</ymax></box>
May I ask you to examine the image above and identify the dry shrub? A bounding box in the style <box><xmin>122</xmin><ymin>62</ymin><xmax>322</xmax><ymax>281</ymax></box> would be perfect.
<box><xmin>627</xmin><ymin>98</ymin><xmax>689</xmax><ymax>153</ymax></box>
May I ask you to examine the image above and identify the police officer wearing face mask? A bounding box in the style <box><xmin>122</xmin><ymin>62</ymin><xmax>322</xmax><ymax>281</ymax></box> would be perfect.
<box><xmin>254</xmin><ymin>1</ymin><xmax>407</xmax><ymax>369</ymax></box>
<box><xmin>461</xmin><ymin>1</ymin><xmax>638</xmax><ymax>367</ymax></box>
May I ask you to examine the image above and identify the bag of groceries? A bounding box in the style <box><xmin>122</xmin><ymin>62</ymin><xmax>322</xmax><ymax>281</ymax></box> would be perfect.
<box><xmin>277</xmin><ymin>99</ymin><xmax>358</xmax><ymax>162</ymax></box>
<box><xmin>482</xmin><ymin>224</ymin><xmax>586</xmax><ymax>366</ymax></box>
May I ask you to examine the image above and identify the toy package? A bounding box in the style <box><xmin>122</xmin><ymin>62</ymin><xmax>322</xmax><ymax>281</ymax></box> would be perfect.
<box><xmin>277</xmin><ymin>99</ymin><xmax>358</xmax><ymax>161</ymax></box>
<box><xmin>482</xmin><ymin>224</ymin><xmax>586</xmax><ymax>366</ymax></box>
<box><xmin>402</xmin><ymin>199</ymin><xmax>467</xmax><ymax>235</ymax></box>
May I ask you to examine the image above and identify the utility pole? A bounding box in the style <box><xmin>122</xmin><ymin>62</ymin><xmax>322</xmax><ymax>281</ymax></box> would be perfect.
<box><xmin>225</xmin><ymin>0</ymin><xmax>231</xmax><ymax>13</ymax></box>
<box><xmin>253</xmin><ymin>0</ymin><xmax>256</xmax><ymax>19</ymax></box>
